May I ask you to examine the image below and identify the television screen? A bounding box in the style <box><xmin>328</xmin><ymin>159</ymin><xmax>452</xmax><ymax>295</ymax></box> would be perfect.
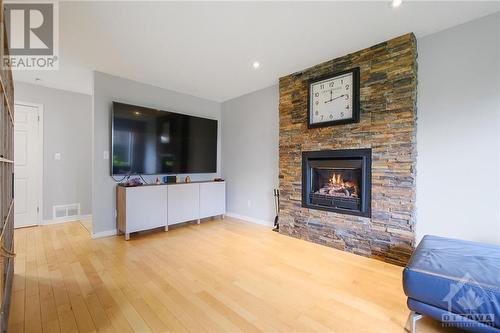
<box><xmin>112</xmin><ymin>102</ymin><xmax>217</xmax><ymax>175</ymax></box>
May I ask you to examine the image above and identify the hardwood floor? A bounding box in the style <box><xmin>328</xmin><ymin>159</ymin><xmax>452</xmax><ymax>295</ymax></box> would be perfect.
<box><xmin>8</xmin><ymin>217</ymin><xmax>460</xmax><ymax>333</ymax></box>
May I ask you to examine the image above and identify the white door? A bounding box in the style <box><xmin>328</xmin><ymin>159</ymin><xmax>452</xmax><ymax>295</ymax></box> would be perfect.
<box><xmin>14</xmin><ymin>103</ymin><xmax>42</xmax><ymax>228</ymax></box>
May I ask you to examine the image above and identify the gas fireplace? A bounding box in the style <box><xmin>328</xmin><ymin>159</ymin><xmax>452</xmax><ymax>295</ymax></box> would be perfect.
<box><xmin>302</xmin><ymin>149</ymin><xmax>371</xmax><ymax>217</ymax></box>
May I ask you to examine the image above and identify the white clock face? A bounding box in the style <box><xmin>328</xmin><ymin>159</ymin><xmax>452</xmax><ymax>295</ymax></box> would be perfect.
<box><xmin>310</xmin><ymin>72</ymin><xmax>353</xmax><ymax>124</ymax></box>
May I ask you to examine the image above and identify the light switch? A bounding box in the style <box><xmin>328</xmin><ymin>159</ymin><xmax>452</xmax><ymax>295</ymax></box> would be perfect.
<box><xmin>103</xmin><ymin>151</ymin><xmax>109</xmax><ymax>160</ymax></box>
<box><xmin>54</xmin><ymin>152</ymin><xmax>61</xmax><ymax>160</ymax></box>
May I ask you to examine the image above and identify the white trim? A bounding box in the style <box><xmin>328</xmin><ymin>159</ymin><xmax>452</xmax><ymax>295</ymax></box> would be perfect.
<box><xmin>14</xmin><ymin>101</ymin><xmax>44</xmax><ymax>227</ymax></box>
<box><xmin>92</xmin><ymin>229</ymin><xmax>117</xmax><ymax>239</ymax></box>
<box><xmin>226</xmin><ymin>212</ymin><xmax>274</xmax><ymax>227</ymax></box>
<box><xmin>14</xmin><ymin>223</ymin><xmax>38</xmax><ymax>229</ymax></box>
<box><xmin>78</xmin><ymin>214</ymin><xmax>92</xmax><ymax>221</ymax></box>
<box><xmin>43</xmin><ymin>214</ymin><xmax>92</xmax><ymax>225</ymax></box>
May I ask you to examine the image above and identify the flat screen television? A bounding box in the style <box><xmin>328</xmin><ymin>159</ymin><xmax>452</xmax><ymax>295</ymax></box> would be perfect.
<box><xmin>111</xmin><ymin>102</ymin><xmax>217</xmax><ymax>175</ymax></box>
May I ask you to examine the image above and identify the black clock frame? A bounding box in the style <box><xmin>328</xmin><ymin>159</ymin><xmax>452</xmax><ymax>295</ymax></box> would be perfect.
<box><xmin>307</xmin><ymin>67</ymin><xmax>360</xmax><ymax>128</ymax></box>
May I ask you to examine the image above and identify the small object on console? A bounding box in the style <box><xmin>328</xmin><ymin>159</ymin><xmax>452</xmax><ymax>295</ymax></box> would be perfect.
<box><xmin>163</xmin><ymin>175</ymin><xmax>177</xmax><ymax>183</ymax></box>
<box><xmin>122</xmin><ymin>177</ymin><xmax>143</xmax><ymax>187</ymax></box>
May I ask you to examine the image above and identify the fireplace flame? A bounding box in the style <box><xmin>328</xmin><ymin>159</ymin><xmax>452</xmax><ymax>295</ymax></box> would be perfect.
<box><xmin>330</xmin><ymin>173</ymin><xmax>342</xmax><ymax>185</ymax></box>
<box><xmin>319</xmin><ymin>172</ymin><xmax>358</xmax><ymax>198</ymax></box>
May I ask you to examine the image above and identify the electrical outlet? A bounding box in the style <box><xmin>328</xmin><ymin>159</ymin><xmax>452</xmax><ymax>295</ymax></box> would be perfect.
<box><xmin>103</xmin><ymin>151</ymin><xmax>109</xmax><ymax>160</ymax></box>
<box><xmin>54</xmin><ymin>152</ymin><xmax>61</xmax><ymax>160</ymax></box>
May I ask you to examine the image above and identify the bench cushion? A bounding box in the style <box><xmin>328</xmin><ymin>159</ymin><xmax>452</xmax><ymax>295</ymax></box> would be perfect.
<box><xmin>403</xmin><ymin>235</ymin><xmax>500</xmax><ymax>328</ymax></box>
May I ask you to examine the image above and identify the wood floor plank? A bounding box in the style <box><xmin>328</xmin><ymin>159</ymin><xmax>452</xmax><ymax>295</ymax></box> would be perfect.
<box><xmin>8</xmin><ymin>289</ymin><xmax>25</xmax><ymax>330</ymax></box>
<box><xmin>89</xmin><ymin>261</ymin><xmax>152</xmax><ymax>333</ymax></box>
<box><xmin>37</xmin><ymin>234</ymin><xmax>61</xmax><ymax>333</ymax></box>
<box><xmin>49</xmin><ymin>269</ymin><xmax>79</xmax><ymax>333</ymax></box>
<box><xmin>84</xmin><ymin>294</ymin><xmax>115</xmax><ymax>333</ymax></box>
<box><xmin>24</xmin><ymin>229</ymin><xmax>43</xmax><ymax>333</ymax></box>
<box><xmin>57</xmin><ymin>231</ymin><xmax>97</xmax><ymax>333</ymax></box>
<box><xmin>10</xmin><ymin>218</ymin><xmax>460</xmax><ymax>333</ymax></box>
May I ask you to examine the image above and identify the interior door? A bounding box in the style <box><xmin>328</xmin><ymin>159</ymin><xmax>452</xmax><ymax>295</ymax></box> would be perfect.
<box><xmin>14</xmin><ymin>103</ymin><xmax>41</xmax><ymax>228</ymax></box>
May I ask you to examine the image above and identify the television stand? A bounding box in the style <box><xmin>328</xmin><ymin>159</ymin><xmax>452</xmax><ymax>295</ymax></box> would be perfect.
<box><xmin>116</xmin><ymin>180</ymin><xmax>226</xmax><ymax>240</ymax></box>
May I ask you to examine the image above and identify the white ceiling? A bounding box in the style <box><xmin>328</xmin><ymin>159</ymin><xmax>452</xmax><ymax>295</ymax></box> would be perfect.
<box><xmin>13</xmin><ymin>1</ymin><xmax>500</xmax><ymax>102</ymax></box>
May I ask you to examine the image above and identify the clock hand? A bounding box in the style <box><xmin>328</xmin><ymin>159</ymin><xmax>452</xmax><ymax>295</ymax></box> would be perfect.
<box><xmin>324</xmin><ymin>94</ymin><xmax>346</xmax><ymax>104</ymax></box>
<box><xmin>324</xmin><ymin>90</ymin><xmax>333</xmax><ymax>103</ymax></box>
<box><xmin>331</xmin><ymin>94</ymin><xmax>346</xmax><ymax>101</ymax></box>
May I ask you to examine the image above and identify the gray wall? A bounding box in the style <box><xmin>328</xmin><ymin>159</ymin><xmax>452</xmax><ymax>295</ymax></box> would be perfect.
<box><xmin>416</xmin><ymin>12</ymin><xmax>500</xmax><ymax>244</ymax></box>
<box><xmin>221</xmin><ymin>85</ymin><xmax>279</xmax><ymax>224</ymax></box>
<box><xmin>92</xmin><ymin>72</ymin><xmax>221</xmax><ymax>234</ymax></box>
<box><xmin>14</xmin><ymin>82</ymin><xmax>92</xmax><ymax>220</ymax></box>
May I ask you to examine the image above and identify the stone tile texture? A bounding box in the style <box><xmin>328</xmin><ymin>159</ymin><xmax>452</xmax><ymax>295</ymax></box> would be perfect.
<box><xmin>278</xmin><ymin>33</ymin><xmax>417</xmax><ymax>266</ymax></box>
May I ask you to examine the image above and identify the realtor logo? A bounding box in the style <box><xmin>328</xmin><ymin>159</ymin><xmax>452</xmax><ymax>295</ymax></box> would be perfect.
<box><xmin>3</xmin><ymin>1</ymin><xmax>59</xmax><ymax>70</ymax></box>
<box><xmin>442</xmin><ymin>273</ymin><xmax>496</xmax><ymax>328</ymax></box>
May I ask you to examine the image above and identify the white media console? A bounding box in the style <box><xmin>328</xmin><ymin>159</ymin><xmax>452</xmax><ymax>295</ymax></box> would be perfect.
<box><xmin>116</xmin><ymin>180</ymin><xmax>226</xmax><ymax>240</ymax></box>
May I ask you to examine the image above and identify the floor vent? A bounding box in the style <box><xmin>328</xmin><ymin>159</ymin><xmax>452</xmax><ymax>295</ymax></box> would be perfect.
<box><xmin>53</xmin><ymin>204</ymin><xmax>81</xmax><ymax>221</ymax></box>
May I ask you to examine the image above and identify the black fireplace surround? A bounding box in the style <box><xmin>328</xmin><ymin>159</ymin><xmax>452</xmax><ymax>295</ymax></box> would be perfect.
<box><xmin>302</xmin><ymin>148</ymin><xmax>371</xmax><ymax>217</ymax></box>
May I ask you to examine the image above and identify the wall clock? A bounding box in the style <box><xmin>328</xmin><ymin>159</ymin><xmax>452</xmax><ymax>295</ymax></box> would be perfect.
<box><xmin>307</xmin><ymin>67</ymin><xmax>360</xmax><ymax>128</ymax></box>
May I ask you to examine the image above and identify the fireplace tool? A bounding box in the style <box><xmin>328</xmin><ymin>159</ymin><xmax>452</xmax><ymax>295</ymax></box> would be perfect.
<box><xmin>273</xmin><ymin>189</ymin><xmax>280</xmax><ymax>232</ymax></box>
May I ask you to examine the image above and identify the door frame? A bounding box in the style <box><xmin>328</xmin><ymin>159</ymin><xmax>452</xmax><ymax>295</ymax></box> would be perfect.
<box><xmin>14</xmin><ymin>101</ymin><xmax>44</xmax><ymax>227</ymax></box>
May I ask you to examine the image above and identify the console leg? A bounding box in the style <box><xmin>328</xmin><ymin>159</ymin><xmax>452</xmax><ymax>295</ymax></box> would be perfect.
<box><xmin>409</xmin><ymin>311</ymin><xmax>422</xmax><ymax>333</ymax></box>
<box><xmin>125</xmin><ymin>233</ymin><xmax>130</xmax><ymax>241</ymax></box>
<box><xmin>164</xmin><ymin>225</ymin><xmax>168</xmax><ymax>232</ymax></box>
<box><xmin>197</xmin><ymin>219</ymin><xmax>201</xmax><ymax>225</ymax></box>
<box><xmin>221</xmin><ymin>214</ymin><xmax>225</xmax><ymax>220</ymax></box>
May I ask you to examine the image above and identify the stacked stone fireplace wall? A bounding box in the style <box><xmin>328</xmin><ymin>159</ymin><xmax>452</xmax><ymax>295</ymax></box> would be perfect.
<box><xmin>278</xmin><ymin>33</ymin><xmax>417</xmax><ymax>266</ymax></box>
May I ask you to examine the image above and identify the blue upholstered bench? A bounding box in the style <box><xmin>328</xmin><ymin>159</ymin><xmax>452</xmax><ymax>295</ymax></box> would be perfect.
<box><xmin>403</xmin><ymin>235</ymin><xmax>500</xmax><ymax>333</ymax></box>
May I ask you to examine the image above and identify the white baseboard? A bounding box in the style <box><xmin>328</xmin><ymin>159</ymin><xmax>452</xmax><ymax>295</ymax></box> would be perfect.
<box><xmin>92</xmin><ymin>229</ymin><xmax>117</xmax><ymax>239</ymax></box>
<box><xmin>43</xmin><ymin>214</ymin><xmax>92</xmax><ymax>225</ymax></box>
<box><xmin>226</xmin><ymin>212</ymin><xmax>274</xmax><ymax>227</ymax></box>
<box><xmin>79</xmin><ymin>214</ymin><xmax>92</xmax><ymax>221</ymax></box>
